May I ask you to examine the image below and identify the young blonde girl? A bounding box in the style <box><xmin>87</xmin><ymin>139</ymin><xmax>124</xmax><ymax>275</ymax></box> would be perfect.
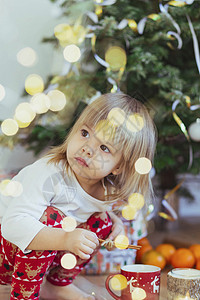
<box><xmin>0</xmin><ymin>93</ymin><xmax>156</xmax><ymax>300</ymax></box>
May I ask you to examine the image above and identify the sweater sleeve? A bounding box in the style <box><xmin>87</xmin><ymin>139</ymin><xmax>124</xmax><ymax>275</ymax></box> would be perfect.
<box><xmin>1</xmin><ymin>158</ymin><xmax>63</xmax><ymax>253</ymax></box>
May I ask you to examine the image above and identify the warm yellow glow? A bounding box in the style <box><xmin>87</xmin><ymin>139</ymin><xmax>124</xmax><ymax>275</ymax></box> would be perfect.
<box><xmin>135</xmin><ymin>157</ymin><xmax>152</xmax><ymax>174</ymax></box>
<box><xmin>168</xmin><ymin>1</ymin><xmax>186</xmax><ymax>7</ymax></box>
<box><xmin>62</xmin><ymin>216</ymin><xmax>77</xmax><ymax>232</ymax></box>
<box><xmin>30</xmin><ymin>93</ymin><xmax>51</xmax><ymax>114</ymax></box>
<box><xmin>5</xmin><ymin>180</ymin><xmax>23</xmax><ymax>197</ymax></box>
<box><xmin>107</xmin><ymin>107</ymin><xmax>126</xmax><ymax>127</ymax></box>
<box><xmin>127</xmin><ymin>19</ymin><xmax>138</xmax><ymax>32</ymax></box>
<box><xmin>61</xmin><ymin>253</ymin><xmax>77</xmax><ymax>269</ymax></box>
<box><xmin>54</xmin><ymin>24</ymin><xmax>86</xmax><ymax>46</ymax></box>
<box><xmin>54</xmin><ymin>24</ymin><xmax>73</xmax><ymax>41</ymax></box>
<box><xmin>105</xmin><ymin>46</ymin><xmax>127</xmax><ymax>71</ymax></box>
<box><xmin>0</xmin><ymin>179</ymin><xmax>11</xmax><ymax>196</ymax></box>
<box><xmin>17</xmin><ymin>47</ymin><xmax>37</xmax><ymax>67</ymax></box>
<box><xmin>15</xmin><ymin>118</ymin><xmax>31</xmax><ymax>128</ymax></box>
<box><xmin>148</xmin><ymin>14</ymin><xmax>161</xmax><ymax>21</ymax></box>
<box><xmin>110</xmin><ymin>274</ymin><xmax>127</xmax><ymax>291</ymax></box>
<box><xmin>131</xmin><ymin>288</ymin><xmax>147</xmax><ymax>300</ymax></box>
<box><xmin>63</xmin><ymin>44</ymin><xmax>81</xmax><ymax>62</ymax></box>
<box><xmin>114</xmin><ymin>234</ymin><xmax>129</xmax><ymax>250</ymax></box>
<box><xmin>25</xmin><ymin>74</ymin><xmax>44</xmax><ymax>95</ymax></box>
<box><xmin>128</xmin><ymin>193</ymin><xmax>145</xmax><ymax>210</ymax></box>
<box><xmin>122</xmin><ymin>205</ymin><xmax>137</xmax><ymax>220</ymax></box>
<box><xmin>47</xmin><ymin>90</ymin><xmax>67</xmax><ymax>112</ymax></box>
<box><xmin>1</xmin><ymin>119</ymin><xmax>19</xmax><ymax>136</ymax></box>
<box><xmin>126</xmin><ymin>113</ymin><xmax>144</xmax><ymax>132</ymax></box>
<box><xmin>0</xmin><ymin>84</ymin><xmax>6</xmax><ymax>102</ymax></box>
<box><xmin>95</xmin><ymin>5</ymin><xmax>103</xmax><ymax>16</ymax></box>
<box><xmin>15</xmin><ymin>102</ymin><xmax>36</xmax><ymax>123</ymax></box>
<box><xmin>175</xmin><ymin>291</ymin><xmax>195</xmax><ymax>300</ymax></box>
<box><xmin>95</xmin><ymin>119</ymin><xmax>116</xmax><ymax>142</ymax></box>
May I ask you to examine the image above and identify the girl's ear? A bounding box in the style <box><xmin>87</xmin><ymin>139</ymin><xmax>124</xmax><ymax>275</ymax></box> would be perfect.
<box><xmin>112</xmin><ymin>164</ymin><xmax>122</xmax><ymax>175</ymax></box>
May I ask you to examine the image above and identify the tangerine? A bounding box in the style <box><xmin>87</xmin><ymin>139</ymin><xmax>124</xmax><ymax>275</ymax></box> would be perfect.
<box><xmin>196</xmin><ymin>258</ymin><xmax>200</xmax><ymax>270</ymax></box>
<box><xmin>156</xmin><ymin>243</ymin><xmax>176</xmax><ymax>264</ymax></box>
<box><xmin>171</xmin><ymin>248</ymin><xmax>195</xmax><ymax>268</ymax></box>
<box><xmin>141</xmin><ymin>249</ymin><xmax>166</xmax><ymax>270</ymax></box>
<box><xmin>189</xmin><ymin>244</ymin><xmax>200</xmax><ymax>261</ymax></box>
<box><xmin>135</xmin><ymin>244</ymin><xmax>153</xmax><ymax>263</ymax></box>
<box><xmin>138</xmin><ymin>237</ymin><xmax>151</xmax><ymax>246</ymax></box>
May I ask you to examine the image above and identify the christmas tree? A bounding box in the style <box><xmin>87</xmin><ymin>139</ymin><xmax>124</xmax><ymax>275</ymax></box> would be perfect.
<box><xmin>1</xmin><ymin>0</ymin><xmax>200</xmax><ymax>191</ymax></box>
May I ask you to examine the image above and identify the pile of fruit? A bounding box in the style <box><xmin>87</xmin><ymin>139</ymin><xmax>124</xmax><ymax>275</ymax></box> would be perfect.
<box><xmin>135</xmin><ymin>237</ymin><xmax>200</xmax><ymax>270</ymax></box>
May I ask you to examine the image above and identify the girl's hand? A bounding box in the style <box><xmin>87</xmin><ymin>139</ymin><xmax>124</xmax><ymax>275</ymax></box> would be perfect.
<box><xmin>105</xmin><ymin>212</ymin><xmax>125</xmax><ymax>251</ymax></box>
<box><xmin>64</xmin><ymin>228</ymin><xmax>99</xmax><ymax>260</ymax></box>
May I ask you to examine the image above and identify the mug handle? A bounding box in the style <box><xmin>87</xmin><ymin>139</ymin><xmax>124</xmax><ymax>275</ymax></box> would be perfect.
<box><xmin>105</xmin><ymin>274</ymin><xmax>121</xmax><ymax>300</ymax></box>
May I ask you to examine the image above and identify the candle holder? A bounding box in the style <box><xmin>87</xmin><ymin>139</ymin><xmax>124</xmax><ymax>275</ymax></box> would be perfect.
<box><xmin>167</xmin><ymin>268</ymin><xmax>200</xmax><ymax>299</ymax></box>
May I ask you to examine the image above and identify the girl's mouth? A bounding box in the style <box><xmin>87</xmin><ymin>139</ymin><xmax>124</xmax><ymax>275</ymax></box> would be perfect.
<box><xmin>75</xmin><ymin>157</ymin><xmax>89</xmax><ymax>167</ymax></box>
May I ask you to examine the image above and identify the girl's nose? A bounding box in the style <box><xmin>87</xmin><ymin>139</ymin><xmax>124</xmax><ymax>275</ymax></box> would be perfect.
<box><xmin>81</xmin><ymin>145</ymin><xmax>93</xmax><ymax>157</ymax></box>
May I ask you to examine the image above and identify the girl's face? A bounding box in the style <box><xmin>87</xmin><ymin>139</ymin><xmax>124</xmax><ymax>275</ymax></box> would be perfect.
<box><xmin>66</xmin><ymin>124</ymin><xmax>122</xmax><ymax>182</ymax></box>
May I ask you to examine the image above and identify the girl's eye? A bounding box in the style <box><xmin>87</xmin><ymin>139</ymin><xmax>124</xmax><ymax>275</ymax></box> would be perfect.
<box><xmin>100</xmin><ymin>145</ymin><xmax>110</xmax><ymax>153</ymax></box>
<box><xmin>81</xmin><ymin>129</ymin><xmax>89</xmax><ymax>138</ymax></box>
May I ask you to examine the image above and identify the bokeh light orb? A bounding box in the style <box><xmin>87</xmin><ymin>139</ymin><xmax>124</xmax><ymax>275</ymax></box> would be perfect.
<box><xmin>122</xmin><ymin>205</ymin><xmax>137</xmax><ymax>220</ymax></box>
<box><xmin>5</xmin><ymin>181</ymin><xmax>23</xmax><ymax>197</ymax></box>
<box><xmin>135</xmin><ymin>157</ymin><xmax>152</xmax><ymax>174</ymax></box>
<box><xmin>0</xmin><ymin>179</ymin><xmax>11</xmax><ymax>196</ymax></box>
<box><xmin>0</xmin><ymin>84</ymin><xmax>6</xmax><ymax>102</ymax></box>
<box><xmin>1</xmin><ymin>119</ymin><xmax>19</xmax><ymax>136</ymax></box>
<box><xmin>95</xmin><ymin>119</ymin><xmax>116</xmax><ymax>142</ymax></box>
<box><xmin>15</xmin><ymin>102</ymin><xmax>36</xmax><ymax>123</ymax></box>
<box><xmin>128</xmin><ymin>193</ymin><xmax>145</xmax><ymax>210</ymax></box>
<box><xmin>63</xmin><ymin>44</ymin><xmax>81</xmax><ymax>62</ymax></box>
<box><xmin>17</xmin><ymin>47</ymin><xmax>37</xmax><ymax>67</ymax></box>
<box><xmin>61</xmin><ymin>253</ymin><xmax>77</xmax><ymax>269</ymax></box>
<box><xmin>110</xmin><ymin>274</ymin><xmax>127</xmax><ymax>291</ymax></box>
<box><xmin>62</xmin><ymin>216</ymin><xmax>77</xmax><ymax>232</ymax></box>
<box><xmin>126</xmin><ymin>114</ymin><xmax>144</xmax><ymax>132</ymax></box>
<box><xmin>30</xmin><ymin>93</ymin><xmax>51</xmax><ymax>114</ymax></box>
<box><xmin>15</xmin><ymin>117</ymin><xmax>31</xmax><ymax>129</ymax></box>
<box><xmin>105</xmin><ymin>46</ymin><xmax>127</xmax><ymax>71</ymax></box>
<box><xmin>107</xmin><ymin>107</ymin><xmax>126</xmax><ymax>127</ymax></box>
<box><xmin>131</xmin><ymin>287</ymin><xmax>146</xmax><ymax>300</ymax></box>
<box><xmin>114</xmin><ymin>234</ymin><xmax>129</xmax><ymax>250</ymax></box>
<box><xmin>25</xmin><ymin>74</ymin><xmax>44</xmax><ymax>95</ymax></box>
<box><xmin>47</xmin><ymin>90</ymin><xmax>67</xmax><ymax>112</ymax></box>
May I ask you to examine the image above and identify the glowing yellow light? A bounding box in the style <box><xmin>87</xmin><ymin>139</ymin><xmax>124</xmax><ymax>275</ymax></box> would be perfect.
<box><xmin>62</xmin><ymin>216</ymin><xmax>77</xmax><ymax>232</ymax></box>
<box><xmin>54</xmin><ymin>24</ymin><xmax>86</xmax><ymax>46</ymax></box>
<box><xmin>175</xmin><ymin>291</ymin><xmax>196</xmax><ymax>300</ymax></box>
<box><xmin>47</xmin><ymin>90</ymin><xmax>67</xmax><ymax>112</ymax></box>
<box><xmin>1</xmin><ymin>119</ymin><xmax>19</xmax><ymax>136</ymax></box>
<box><xmin>95</xmin><ymin>5</ymin><xmax>103</xmax><ymax>16</ymax></box>
<box><xmin>61</xmin><ymin>253</ymin><xmax>77</xmax><ymax>269</ymax></box>
<box><xmin>5</xmin><ymin>180</ymin><xmax>23</xmax><ymax>197</ymax></box>
<box><xmin>148</xmin><ymin>14</ymin><xmax>161</xmax><ymax>21</ymax></box>
<box><xmin>107</xmin><ymin>107</ymin><xmax>126</xmax><ymax>127</ymax></box>
<box><xmin>110</xmin><ymin>274</ymin><xmax>127</xmax><ymax>291</ymax></box>
<box><xmin>126</xmin><ymin>114</ymin><xmax>144</xmax><ymax>132</ymax></box>
<box><xmin>122</xmin><ymin>205</ymin><xmax>137</xmax><ymax>220</ymax></box>
<box><xmin>168</xmin><ymin>1</ymin><xmax>186</xmax><ymax>7</ymax></box>
<box><xmin>54</xmin><ymin>24</ymin><xmax>73</xmax><ymax>41</ymax></box>
<box><xmin>0</xmin><ymin>84</ymin><xmax>6</xmax><ymax>102</ymax></box>
<box><xmin>17</xmin><ymin>47</ymin><xmax>37</xmax><ymax>67</ymax></box>
<box><xmin>63</xmin><ymin>44</ymin><xmax>81</xmax><ymax>62</ymax></box>
<box><xmin>105</xmin><ymin>46</ymin><xmax>127</xmax><ymax>71</ymax></box>
<box><xmin>95</xmin><ymin>119</ymin><xmax>116</xmax><ymax>142</ymax></box>
<box><xmin>127</xmin><ymin>19</ymin><xmax>138</xmax><ymax>32</ymax></box>
<box><xmin>30</xmin><ymin>93</ymin><xmax>51</xmax><ymax>114</ymax></box>
<box><xmin>15</xmin><ymin>118</ymin><xmax>31</xmax><ymax>129</ymax></box>
<box><xmin>128</xmin><ymin>193</ymin><xmax>145</xmax><ymax>210</ymax></box>
<box><xmin>114</xmin><ymin>234</ymin><xmax>129</xmax><ymax>250</ymax></box>
<box><xmin>131</xmin><ymin>288</ymin><xmax>147</xmax><ymax>300</ymax></box>
<box><xmin>25</xmin><ymin>74</ymin><xmax>44</xmax><ymax>96</ymax></box>
<box><xmin>0</xmin><ymin>180</ymin><xmax>11</xmax><ymax>196</ymax></box>
<box><xmin>135</xmin><ymin>157</ymin><xmax>152</xmax><ymax>175</ymax></box>
<box><xmin>15</xmin><ymin>102</ymin><xmax>36</xmax><ymax>123</ymax></box>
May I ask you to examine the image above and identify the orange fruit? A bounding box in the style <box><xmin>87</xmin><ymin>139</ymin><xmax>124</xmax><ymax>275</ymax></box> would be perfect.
<box><xmin>189</xmin><ymin>244</ymin><xmax>200</xmax><ymax>261</ymax></box>
<box><xmin>156</xmin><ymin>243</ymin><xmax>176</xmax><ymax>264</ymax></box>
<box><xmin>135</xmin><ymin>244</ymin><xmax>153</xmax><ymax>263</ymax></box>
<box><xmin>171</xmin><ymin>248</ymin><xmax>195</xmax><ymax>268</ymax></box>
<box><xmin>138</xmin><ymin>237</ymin><xmax>151</xmax><ymax>246</ymax></box>
<box><xmin>196</xmin><ymin>258</ymin><xmax>200</xmax><ymax>270</ymax></box>
<box><xmin>141</xmin><ymin>249</ymin><xmax>166</xmax><ymax>270</ymax></box>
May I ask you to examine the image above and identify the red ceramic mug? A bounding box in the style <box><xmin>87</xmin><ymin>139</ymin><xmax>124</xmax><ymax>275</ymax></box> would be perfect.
<box><xmin>105</xmin><ymin>264</ymin><xmax>161</xmax><ymax>300</ymax></box>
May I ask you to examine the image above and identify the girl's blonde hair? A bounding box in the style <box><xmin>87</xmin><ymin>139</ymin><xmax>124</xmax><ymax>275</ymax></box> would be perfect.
<box><xmin>46</xmin><ymin>93</ymin><xmax>157</xmax><ymax>207</ymax></box>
